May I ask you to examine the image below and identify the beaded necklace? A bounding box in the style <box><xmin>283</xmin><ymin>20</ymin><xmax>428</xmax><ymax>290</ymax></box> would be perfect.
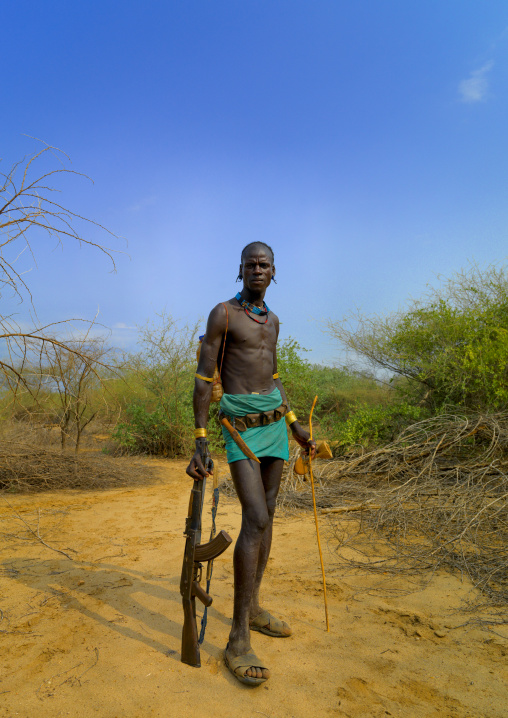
<box><xmin>235</xmin><ymin>292</ymin><xmax>270</xmax><ymax>324</ymax></box>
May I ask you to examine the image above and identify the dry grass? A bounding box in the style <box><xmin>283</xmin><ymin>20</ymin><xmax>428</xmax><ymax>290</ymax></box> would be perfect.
<box><xmin>0</xmin><ymin>422</ymin><xmax>158</xmax><ymax>493</ymax></box>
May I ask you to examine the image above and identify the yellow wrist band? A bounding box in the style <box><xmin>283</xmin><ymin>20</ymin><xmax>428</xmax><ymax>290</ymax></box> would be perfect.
<box><xmin>195</xmin><ymin>373</ymin><xmax>213</xmax><ymax>383</ymax></box>
<box><xmin>285</xmin><ymin>411</ymin><xmax>297</xmax><ymax>426</ymax></box>
<box><xmin>194</xmin><ymin>428</ymin><xmax>207</xmax><ymax>438</ymax></box>
<box><xmin>273</xmin><ymin>372</ymin><xmax>279</xmax><ymax>379</ymax></box>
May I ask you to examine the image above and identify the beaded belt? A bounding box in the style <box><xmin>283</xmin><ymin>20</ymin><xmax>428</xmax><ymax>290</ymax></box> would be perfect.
<box><xmin>218</xmin><ymin>403</ymin><xmax>289</xmax><ymax>433</ymax></box>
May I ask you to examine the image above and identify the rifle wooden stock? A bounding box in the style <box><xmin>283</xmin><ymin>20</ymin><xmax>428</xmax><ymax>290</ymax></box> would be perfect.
<box><xmin>181</xmin><ymin>598</ymin><xmax>200</xmax><ymax>667</ymax></box>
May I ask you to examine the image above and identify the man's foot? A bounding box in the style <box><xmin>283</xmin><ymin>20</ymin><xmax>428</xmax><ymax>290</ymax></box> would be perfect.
<box><xmin>249</xmin><ymin>609</ymin><xmax>292</xmax><ymax>637</ymax></box>
<box><xmin>224</xmin><ymin>643</ymin><xmax>270</xmax><ymax>686</ymax></box>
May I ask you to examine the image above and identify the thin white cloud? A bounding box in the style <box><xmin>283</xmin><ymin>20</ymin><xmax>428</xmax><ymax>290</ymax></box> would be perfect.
<box><xmin>128</xmin><ymin>195</ymin><xmax>158</xmax><ymax>212</ymax></box>
<box><xmin>112</xmin><ymin>322</ymin><xmax>135</xmax><ymax>329</ymax></box>
<box><xmin>458</xmin><ymin>61</ymin><xmax>493</xmax><ymax>103</ymax></box>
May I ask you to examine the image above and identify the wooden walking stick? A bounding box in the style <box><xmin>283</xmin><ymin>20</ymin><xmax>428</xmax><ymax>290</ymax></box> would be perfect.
<box><xmin>308</xmin><ymin>395</ymin><xmax>330</xmax><ymax>632</ymax></box>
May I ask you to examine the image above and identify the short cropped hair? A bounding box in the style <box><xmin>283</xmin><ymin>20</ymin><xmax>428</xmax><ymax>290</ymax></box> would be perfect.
<box><xmin>240</xmin><ymin>241</ymin><xmax>275</xmax><ymax>264</ymax></box>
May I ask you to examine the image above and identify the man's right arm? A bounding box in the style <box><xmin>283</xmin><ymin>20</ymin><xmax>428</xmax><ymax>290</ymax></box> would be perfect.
<box><xmin>186</xmin><ymin>303</ymin><xmax>228</xmax><ymax>480</ymax></box>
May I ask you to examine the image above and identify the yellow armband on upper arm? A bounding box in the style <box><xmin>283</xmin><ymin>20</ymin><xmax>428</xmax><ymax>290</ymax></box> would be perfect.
<box><xmin>285</xmin><ymin>411</ymin><xmax>297</xmax><ymax>426</ymax></box>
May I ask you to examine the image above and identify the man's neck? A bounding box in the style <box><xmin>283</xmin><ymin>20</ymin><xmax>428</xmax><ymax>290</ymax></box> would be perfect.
<box><xmin>239</xmin><ymin>287</ymin><xmax>267</xmax><ymax>308</ymax></box>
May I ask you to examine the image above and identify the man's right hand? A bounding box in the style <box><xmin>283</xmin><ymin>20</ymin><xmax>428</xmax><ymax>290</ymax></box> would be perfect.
<box><xmin>186</xmin><ymin>439</ymin><xmax>213</xmax><ymax>481</ymax></box>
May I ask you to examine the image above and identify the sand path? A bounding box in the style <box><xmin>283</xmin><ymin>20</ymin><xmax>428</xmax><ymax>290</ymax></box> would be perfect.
<box><xmin>1</xmin><ymin>458</ymin><xmax>507</xmax><ymax>717</ymax></box>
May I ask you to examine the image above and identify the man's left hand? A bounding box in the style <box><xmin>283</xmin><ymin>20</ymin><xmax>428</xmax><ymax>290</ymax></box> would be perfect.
<box><xmin>290</xmin><ymin>423</ymin><xmax>317</xmax><ymax>459</ymax></box>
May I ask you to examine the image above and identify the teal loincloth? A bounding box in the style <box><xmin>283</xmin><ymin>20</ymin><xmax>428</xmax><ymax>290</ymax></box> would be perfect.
<box><xmin>220</xmin><ymin>388</ymin><xmax>289</xmax><ymax>464</ymax></box>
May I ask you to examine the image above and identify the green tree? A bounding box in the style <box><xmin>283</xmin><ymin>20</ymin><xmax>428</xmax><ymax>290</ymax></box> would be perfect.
<box><xmin>326</xmin><ymin>263</ymin><xmax>508</xmax><ymax>412</ymax></box>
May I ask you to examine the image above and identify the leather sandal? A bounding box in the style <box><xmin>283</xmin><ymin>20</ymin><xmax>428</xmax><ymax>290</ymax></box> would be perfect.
<box><xmin>249</xmin><ymin>610</ymin><xmax>292</xmax><ymax>637</ymax></box>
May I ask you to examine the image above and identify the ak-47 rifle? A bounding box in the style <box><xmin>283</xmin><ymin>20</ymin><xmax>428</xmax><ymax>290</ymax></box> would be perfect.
<box><xmin>180</xmin><ymin>441</ymin><xmax>232</xmax><ymax>667</ymax></box>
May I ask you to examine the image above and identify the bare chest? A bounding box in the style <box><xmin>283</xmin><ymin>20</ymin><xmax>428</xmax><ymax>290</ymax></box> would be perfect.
<box><xmin>227</xmin><ymin>308</ymin><xmax>277</xmax><ymax>352</ymax></box>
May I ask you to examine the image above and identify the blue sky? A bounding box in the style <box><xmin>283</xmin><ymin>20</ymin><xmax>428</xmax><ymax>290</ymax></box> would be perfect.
<box><xmin>2</xmin><ymin>1</ymin><xmax>508</xmax><ymax>364</ymax></box>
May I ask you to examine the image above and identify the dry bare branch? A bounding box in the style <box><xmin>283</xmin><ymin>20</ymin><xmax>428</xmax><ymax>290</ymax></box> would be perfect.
<box><xmin>1</xmin><ymin>139</ymin><xmax>117</xmax><ymax>304</ymax></box>
<box><xmin>1</xmin><ymin>139</ymin><xmax>121</xmax><ymax>401</ymax></box>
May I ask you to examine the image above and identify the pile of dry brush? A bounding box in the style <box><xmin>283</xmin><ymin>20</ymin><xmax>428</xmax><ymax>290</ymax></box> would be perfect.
<box><xmin>274</xmin><ymin>413</ymin><xmax>508</xmax><ymax>608</ymax></box>
<box><xmin>0</xmin><ymin>425</ymin><xmax>156</xmax><ymax>492</ymax></box>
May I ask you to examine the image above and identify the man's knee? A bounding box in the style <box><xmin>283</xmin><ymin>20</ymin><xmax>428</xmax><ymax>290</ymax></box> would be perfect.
<box><xmin>243</xmin><ymin>507</ymin><xmax>270</xmax><ymax>534</ymax></box>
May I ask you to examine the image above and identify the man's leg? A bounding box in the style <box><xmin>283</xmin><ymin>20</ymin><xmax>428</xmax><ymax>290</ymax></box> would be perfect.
<box><xmin>228</xmin><ymin>457</ymin><xmax>274</xmax><ymax>680</ymax></box>
<box><xmin>248</xmin><ymin>457</ymin><xmax>290</xmax><ymax>635</ymax></box>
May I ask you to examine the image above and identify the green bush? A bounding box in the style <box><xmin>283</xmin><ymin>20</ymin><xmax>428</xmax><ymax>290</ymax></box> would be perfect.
<box><xmin>276</xmin><ymin>337</ymin><xmax>391</xmax><ymax>438</ymax></box>
<box><xmin>112</xmin><ymin>403</ymin><xmax>187</xmax><ymax>455</ymax></box>
<box><xmin>109</xmin><ymin>313</ymin><xmax>198</xmax><ymax>457</ymax></box>
<box><xmin>276</xmin><ymin>337</ymin><xmax>315</xmax><ymax>419</ymax></box>
<box><xmin>109</xmin><ymin>313</ymin><xmax>226</xmax><ymax>457</ymax></box>
<box><xmin>335</xmin><ymin>401</ymin><xmax>426</xmax><ymax>451</ymax></box>
<box><xmin>111</xmin><ymin>400</ymin><xmax>224</xmax><ymax>456</ymax></box>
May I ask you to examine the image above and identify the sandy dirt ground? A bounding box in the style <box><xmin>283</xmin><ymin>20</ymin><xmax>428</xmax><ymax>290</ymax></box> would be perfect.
<box><xmin>1</xmin><ymin>458</ymin><xmax>507</xmax><ymax>718</ymax></box>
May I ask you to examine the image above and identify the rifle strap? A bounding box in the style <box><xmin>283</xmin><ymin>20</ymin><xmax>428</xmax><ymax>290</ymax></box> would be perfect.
<box><xmin>198</xmin><ymin>479</ymin><xmax>220</xmax><ymax>645</ymax></box>
<box><xmin>219</xmin><ymin>303</ymin><xmax>228</xmax><ymax>377</ymax></box>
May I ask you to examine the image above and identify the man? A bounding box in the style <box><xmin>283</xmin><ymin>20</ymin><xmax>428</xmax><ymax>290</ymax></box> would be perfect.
<box><xmin>186</xmin><ymin>242</ymin><xmax>315</xmax><ymax>686</ymax></box>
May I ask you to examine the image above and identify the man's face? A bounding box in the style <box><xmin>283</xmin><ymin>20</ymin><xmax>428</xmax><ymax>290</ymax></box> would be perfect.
<box><xmin>240</xmin><ymin>248</ymin><xmax>274</xmax><ymax>292</ymax></box>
